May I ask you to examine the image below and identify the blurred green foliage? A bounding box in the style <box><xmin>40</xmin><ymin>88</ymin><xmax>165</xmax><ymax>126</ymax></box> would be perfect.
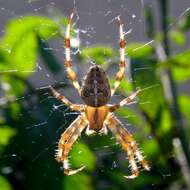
<box><xmin>0</xmin><ymin>1</ymin><xmax>190</xmax><ymax>190</ymax></box>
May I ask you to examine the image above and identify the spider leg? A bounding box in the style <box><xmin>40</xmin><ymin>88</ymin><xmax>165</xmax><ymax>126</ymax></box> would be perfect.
<box><xmin>105</xmin><ymin>114</ymin><xmax>150</xmax><ymax>179</ymax></box>
<box><xmin>50</xmin><ymin>86</ymin><xmax>83</xmax><ymax>111</ymax></box>
<box><xmin>99</xmin><ymin>125</ymin><xmax>108</xmax><ymax>135</ymax></box>
<box><xmin>85</xmin><ymin>126</ymin><xmax>96</xmax><ymax>136</ymax></box>
<box><xmin>109</xmin><ymin>88</ymin><xmax>141</xmax><ymax>112</ymax></box>
<box><xmin>130</xmin><ymin>140</ymin><xmax>150</xmax><ymax>171</ymax></box>
<box><xmin>64</xmin><ymin>12</ymin><xmax>81</xmax><ymax>94</ymax></box>
<box><xmin>111</xmin><ymin>16</ymin><xmax>126</xmax><ymax>96</ymax></box>
<box><xmin>56</xmin><ymin>115</ymin><xmax>87</xmax><ymax>175</ymax></box>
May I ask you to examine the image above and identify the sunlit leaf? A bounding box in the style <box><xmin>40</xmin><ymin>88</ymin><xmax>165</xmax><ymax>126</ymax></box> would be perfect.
<box><xmin>179</xmin><ymin>95</ymin><xmax>190</xmax><ymax>126</ymax></box>
<box><xmin>172</xmin><ymin>49</ymin><xmax>190</xmax><ymax>64</ymax></box>
<box><xmin>0</xmin><ymin>48</ymin><xmax>8</xmax><ymax>65</ymax></box>
<box><xmin>169</xmin><ymin>30</ymin><xmax>185</xmax><ymax>45</ymax></box>
<box><xmin>70</xmin><ymin>142</ymin><xmax>96</xmax><ymax>172</ymax></box>
<box><xmin>142</xmin><ymin>139</ymin><xmax>159</xmax><ymax>157</ymax></box>
<box><xmin>2</xmin><ymin>16</ymin><xmax>58</xmax><ymax>46</ymax></box>
<box><xmin>173</xmin><ymin>67</ymin><xmax>190</xmax><ymax>82</ymax></box>
<box><xmin>0</xmin><ymin>16</ymin><xmax>60</xmax><ymax>77</ymax></box>
<box><xmin>80</xmin><ymin>46</ymin><xmax>114</xmax><ymax>66</ymax></box>
<box><xmin>63</xmin><ymin>173</ymin><xmax>94</xmax><ymax>190</ymax></box>
<box><xmin>126</xmin><ymin>43</ymin><xmax>154</xmax><ymax>58</ymax></box>
<box><xmin>2</xmin><ymin>74</ymin><xmax>27</xmax><ymax>96</ymax></box>
<box><xmin>171</xmin><ymin>50</ymin><xmax>190</xmax><ymax>82</ymax></box>
<box><xmin>0</xmin><ymin>126</ymin><xmax>16</xmax><ymax>146</ymax></box>
<box><xmin>157</xmin><ymin>108</ymin><xmax>172</xmax><ymax>135</ymax></box>
<box><xmin>109</xmin><ymin>78</ymin><xmax>133</xmax><ymax>93</ymax></box>
<box><xmin>130</xmin><ymin>58</ymin><xmax>164</xmax><ymax>118</ymax></box>
<box><xmin>0</xmin><ymin>176</ymin><xmax>12</xmax><ymax>190</ymax></box>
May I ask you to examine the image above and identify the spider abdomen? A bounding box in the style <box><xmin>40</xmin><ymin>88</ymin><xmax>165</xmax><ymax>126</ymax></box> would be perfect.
<box><xmin>81</xmin><ymin>65</ymin><xmax>111</xmax><ymax>107</ymax></box>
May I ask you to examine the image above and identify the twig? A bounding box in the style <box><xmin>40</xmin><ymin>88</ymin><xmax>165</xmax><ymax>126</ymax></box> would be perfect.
<box><xmin>173</xmin><ymin>138</ymin><xmax>190</xmax><ymax>189</ymax></box>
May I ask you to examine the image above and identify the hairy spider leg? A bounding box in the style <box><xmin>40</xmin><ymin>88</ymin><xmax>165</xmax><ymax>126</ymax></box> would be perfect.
<box><xmin>109</xmin><ymin>88</ymin><xmax>141</xmax><ymax>112</ymax></box>
<box><xmin>106</xmin><ymin>114</ymin><xmax>150</xmax><ymax>179</ymax></box>
<box><xmin>129</xmin><ymin>138</ymin><xmax>150</xmax><ymax>172</ymax></box>
<box><xmin>56</xmin><ymin>115</ymin><xmax>87</xmax><ymax>175</ymax></box>
<box><xmin>106</xmin><ymin>115</ymin><xmax>139</xmax><ymax>179</ymax></box>
<box><xmin>50</xmin><ymin>86</ymin><xmax>83</xmax><ymax>111</ymax></box>
<box><xmin>118</xmin><ymin>122</ymin><xmax>150</xmax><ymax>173</ymax></box>
<box><xmin>64</xmin><ymin>12</ymin><xmax>81</xmax><ymax>94</ymax></box>
<box><xmin>111</xmin><ymin>16</ymin><xmax>126</xmax><ymax>96</ymax></box>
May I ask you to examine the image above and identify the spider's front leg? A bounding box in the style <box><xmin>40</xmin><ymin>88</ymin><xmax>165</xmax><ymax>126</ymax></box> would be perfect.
<box><xmin>56</xmin><ymin>115</ymin><xmax>87</xmax><ymax>175</ymax></box>
<box><xmin>50</xmin><ymin>86</ymin><xmax>83</xmax><ymax>111</ymax></box>
<box><xmin>111</xmin><ymin>16</ymin><xmax>126</xmax><ymax>96</ymax></box>
<box><xmin>105</xmin><ymin>114</ymin><xmax>150</xmax><ymax>179</ymax></box>
<box><xmin>109</xmin><ymin>88</ymin><xmax>141</xmax><ymax>112</ymax></box>
<box><xmin>64</xmin><ymin>12</ymin><xmax>81</xmax><ymax>94</ymax></box>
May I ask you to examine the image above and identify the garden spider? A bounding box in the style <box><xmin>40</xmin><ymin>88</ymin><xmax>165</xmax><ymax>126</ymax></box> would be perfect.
<box><xmin>50</xmin><ymin>12</ymin><xmax>150</xmax><ymax>179</ymax></box>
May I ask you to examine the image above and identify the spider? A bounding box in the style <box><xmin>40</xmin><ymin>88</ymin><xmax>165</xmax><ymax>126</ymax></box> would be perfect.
<box><xmin>50</xmin><ymin>12</ymin><xmax>150</xmax><ymax>179</ymax></box>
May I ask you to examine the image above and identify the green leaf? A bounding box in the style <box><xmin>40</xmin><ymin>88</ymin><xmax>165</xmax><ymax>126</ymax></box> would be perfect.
<box><xmin>178</xmin><ymin>10</ymin><xmax>190</xmax><ymax>31</ymax></box>
<box><xmin>0</xmin><ymin>16</ymin><xmax>59</xmax><ymax>77</ymax></box>
<box><xmin>109</xmin><ymin>79</ymin><xmax>133</xmax><ymax>93</ymax></box>
<box><xmin>142</xmin><ymin>139</ymin><xmax>160</xmax><ymax>157</ymax></box>
<box><xmin>80</xmin><ymin>46</ymin><xmax>114</xmax><ymax>66</ymax></box>
<box><xmin>70</xmin><ymin>142</ymin><xmax>96</xmax><ymax>172</ymax></box>
<box><xmin>179</xmin><ymin>95</ymin><xmax>190</xmax><ymax>126</ymax></box>
<box><xmin>157</xmin><ymin>108</ymin><xmax>172</xmax><ymax>135</ymax></box>
<box><xmin>126</xmin><ymin>43</ymin><xmax>154</xmax><ymax>58</ymax></box>
<box><xmin>0</xmin><ymin>126</ymin><xmax>16</xmax><ymax>146</ymax></box>
<box><xmin>131</xmin><ymin>58</ymin><xmax>164</xmax><ymax>118</ymax></box>
<box><xmin>63</xmin><ymin>173</ymin><xmax>94</xmax><ymax>190</ymax></box>
<box><xmin>169</xmin><ymin>30</ymin><xmax>185</xmax><ymax>45</ymax></box>
<box><xmin>170</xmin><ymin>50</ymin><xmax>190</xmax><ymax>82</ymax></box>
<box><xmin>2</xmin><ymin>16</ymin><xmax>58</xmax><ymax>46</ymax></box>
<box><xmin>0</xmin><ymin>176</ymin><xmax>12</xmax><ymax>190</ymax></box>
<box><xmin>2</xmin><ymin>72</ymin><xmax>27</xmax><ymax>96</ymax></box>
<box><xmin>173</xmin><ymin>67</ymin><xmax>190</xmax><ymax>82</ymax></box>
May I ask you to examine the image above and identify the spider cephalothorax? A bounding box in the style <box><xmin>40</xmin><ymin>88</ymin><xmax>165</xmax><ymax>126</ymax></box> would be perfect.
<box><xmin>50</xmin><ymin>12</ymin><xmax>150</xmax><ymax>179</ymax></box>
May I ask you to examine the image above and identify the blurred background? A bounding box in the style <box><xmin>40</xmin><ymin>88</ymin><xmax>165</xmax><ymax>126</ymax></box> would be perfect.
<box><xmin>0</xmin><ymin>0</ymin><xmax>190</xmax><ymax>189</ymax></box>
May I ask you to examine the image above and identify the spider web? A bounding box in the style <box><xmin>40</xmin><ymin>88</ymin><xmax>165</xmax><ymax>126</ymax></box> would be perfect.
<box><xmin>0</xmin><ymin>0</ymin><xmax>190</xmax><ymax>188</ymax></box>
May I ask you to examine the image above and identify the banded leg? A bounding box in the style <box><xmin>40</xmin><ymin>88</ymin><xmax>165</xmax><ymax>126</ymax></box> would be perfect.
<box><xmin>64</xmin><ymin>12</ymin><xmax>81</xmax><ymax>94</ymax></box>
<box><xmin>105</xmin><ymin>114</ymin><xmax>150</xmax><ymax>179</ymax></box>
<box><xmin>56</xmin><ymin>115</ymin><xmax>87</xmax><ymax>175</ymax></box>
<box><xmin>111</xmin><ymin>16</ymin><xmax>126</xmax><ymax>96</ymax></box>
<box><xmin>50</xmin><ymin>86</ymin><xmax>83</xmax><ymax>111</ymax></box>
<box><xmin>109</xmin><ymin>88</ymin><xmax>141</xmax><ymax>112</ymax></box>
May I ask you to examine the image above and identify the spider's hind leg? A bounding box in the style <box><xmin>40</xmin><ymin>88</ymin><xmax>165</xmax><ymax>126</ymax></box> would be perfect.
<box><xmin>130</xmin><ymin>141</ymin><xmax>150</xmax><ymax>171</ymax></box>
<box><xmin>99</xmin><ymin>125</ymin><xmax>108</xmax><ymax>135</ymax></box>
<box><xmin>85</xmin><ymin>126</ymin><xmax>96</xmax><ymax>136</ymax></box>
<box><xmin>56</xmin><ymin>115</ymin><xmax>87</xmax><ymax>175</ymax></box>
<box><xmin>105</xmin><ymin>114</ymin><xmax>150</xmax><ymax>179</ymax></box>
